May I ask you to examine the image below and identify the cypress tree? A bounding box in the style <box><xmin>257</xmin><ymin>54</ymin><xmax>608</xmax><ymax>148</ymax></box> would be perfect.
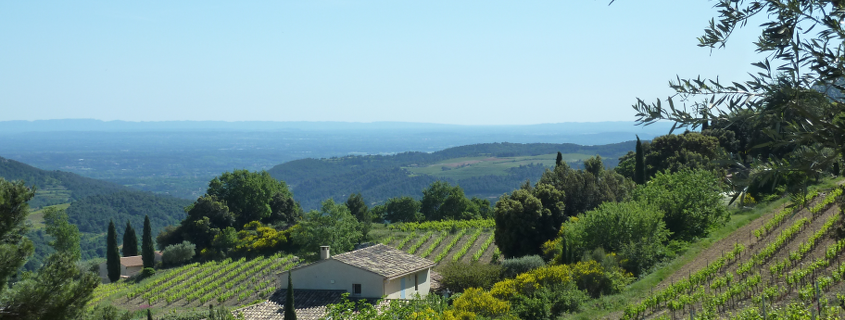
<box><xmin>147</xmin><ymin>309</ymin><xmax>153</xmax><ymax>320</ymax></box>
<box><xmin>285</xmin><ymin>272</ymin><xmax>296</xmax><ymax>320</ymax></box>
<box><xmin>107</xmin><ymin>220</ymin><xmax>121</xmax><ymax>282</ymax></box>
<box><xmin>142</xmin><ymin>215</ymin><xmax>155</xmax><ymax>268</ymax></box>
<box><xmin>555</xmin><ymin>151</ymin><xmax>563</xmax><ymax>167</ymax></box>
<box><xmin>634</xmin><ymin>135</ymin><xmax>646</xmax><ymax>185</ymax></box>
<box><xmin>122</xmin><ymin>221</ymin><xmax>138</xmax><ymax>257</ymax></box>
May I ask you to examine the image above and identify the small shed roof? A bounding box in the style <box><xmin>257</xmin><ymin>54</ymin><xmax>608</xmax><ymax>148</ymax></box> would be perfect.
<box><xmin>119</xmin><ymin>256</ymin><xmax>143</xmax><ymax>268</ymax></box>
<box><xmin>330</xmin><ymin>244</ymin><xmax>435</xmax><ymax>279</ymax></box>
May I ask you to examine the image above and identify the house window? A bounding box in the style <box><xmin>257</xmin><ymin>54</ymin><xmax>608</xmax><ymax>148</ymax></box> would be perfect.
<box><xmin>415</xmin><ymin>274</ymin><xmax>418</xmax><ymax>291</ymax></box>
<box><xmin>352</xmin><ymin>284</ymin><xmax>362</xmax><ymax>295</ymax></box>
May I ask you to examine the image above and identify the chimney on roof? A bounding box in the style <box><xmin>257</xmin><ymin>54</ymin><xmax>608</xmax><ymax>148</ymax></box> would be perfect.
<box><xmin>320</xmin><ymin>246</ymin><xmax>330</xmax><ymax>260</ymax></box>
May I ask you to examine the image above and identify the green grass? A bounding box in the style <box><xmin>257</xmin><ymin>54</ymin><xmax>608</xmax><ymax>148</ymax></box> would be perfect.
<box><xmin>561</xmin><ymin>197</ymin><xmax>790</xmax><ymax>320</ymax></box>
<box><xmin>27</xmin><ymin>203</ymin><xmax>71</xmax><ymax>229</ymax></box>
<box><xmin>404</xmin><ymin>153</ymin><xmax>591</xmax><ymax>180</ymax></box>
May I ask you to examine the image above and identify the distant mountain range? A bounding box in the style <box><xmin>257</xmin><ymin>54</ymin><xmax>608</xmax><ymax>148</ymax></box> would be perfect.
<box><xmin>0</xmin><ymin>119</ymin><xmax>675</xmax><ymax>137</ymax></box>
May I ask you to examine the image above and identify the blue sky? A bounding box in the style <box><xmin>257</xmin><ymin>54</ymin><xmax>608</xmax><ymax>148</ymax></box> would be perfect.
<box><xmin>0</xmin><ymin>1</ymin><xmax>765</xmax><ymax>125</ymax></box>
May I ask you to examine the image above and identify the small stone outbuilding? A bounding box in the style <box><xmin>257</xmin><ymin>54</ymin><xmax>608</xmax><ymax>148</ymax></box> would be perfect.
<box><xmin>98</xmin><ymin>253</ymin><xmax>162</xmax><ymax>283</ymax></box>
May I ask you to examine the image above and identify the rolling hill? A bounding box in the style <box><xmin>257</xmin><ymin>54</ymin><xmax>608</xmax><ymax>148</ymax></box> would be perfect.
<box><xmin>0</xmin><ymin>156</ymin><xmax>192</xmax><ymax>270</ymax></box>
<box><xmin>0</xmin><ymin>156</ymin><xmax>128</xmax><ymax>208</ymax></box>
<box><xmin>269</xmin><ymin>141</ymin><xmax>635</xmax><ymax>210</ymax></box>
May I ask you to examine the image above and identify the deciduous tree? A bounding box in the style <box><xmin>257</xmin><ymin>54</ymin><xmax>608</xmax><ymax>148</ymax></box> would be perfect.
<box><xmin>207</xmin><ymin>169</ymin><xmax>296</xmax><ymax>226</ymax></box>
<box><xmin>346</xmin><ymin>193</ymin><xmax>371</xmax><ymax>241</ymax></box>
<box><xmin>494</xmin><ymin>183</ymin><xmax>565</xmax><ymax>258</ymax></box>
<box><xmin>293</xmin><ymin>199</ymin><xmax>362</xmax><ymax>257</ymax></box>
<box><xmin>376</xmin><ymin>196</ymin><xmax>422</xmax><ymax>223</ymax></box>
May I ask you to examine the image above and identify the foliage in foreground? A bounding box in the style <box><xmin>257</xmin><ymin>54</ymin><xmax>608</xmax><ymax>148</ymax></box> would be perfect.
<box><xmin>0</xmin><ymin>178</ymin><xmax>99</xmax><ymax>320</ymax></box>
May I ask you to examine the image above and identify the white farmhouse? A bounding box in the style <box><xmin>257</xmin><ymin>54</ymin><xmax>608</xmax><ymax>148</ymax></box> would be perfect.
<box><xmin>286</xmin><ymin>244</ymin><xmax>435</xmax><ymax>299</ymax></box>
<box><xmin>236</xmin><ymin>244</ymin><xmax>437</xmax><ymax>320</ymax></box>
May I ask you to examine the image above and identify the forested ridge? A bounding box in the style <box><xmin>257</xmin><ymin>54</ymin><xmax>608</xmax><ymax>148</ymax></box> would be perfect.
<box><xmin>269</xmin><ymin>142</ymin><xmax>633</xmax><ymax>209</ymax></box>
<box><xmin>24</xmin><ymin>192</ymin><xmax>191</xmax><ymax>270</ymax></box>
<box><xmin>0</xmin><ymin>156</ymin><xmax>193</xmax><ymax>270</ymax></box>
<box><xmin>0</xmin><ymin>156</ymin><xmax>127</xmax><ymax>208</ymax></box>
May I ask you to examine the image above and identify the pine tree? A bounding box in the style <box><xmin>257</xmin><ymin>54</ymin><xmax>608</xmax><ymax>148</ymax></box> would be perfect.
<box><xmin>122</xmin><ymin>221</ymin><xmax>138</xmax><ymax>256</ymax></box>
<box><xmin>285</xmin><ymin>272</ymin><xmax>297</xmax><ymax>320</ymax></box>
<box><xmin>634</xmin><ymin>135</ymin><xmax>645</xmax><ymax>185</ymax></box>
<box><xmin>142</xmin><ymin>215</ymin><xmax>155</xmax><ymax>268</ymax></box>
<box><xmin>555</xmin><ymin>151</ymin><xmax>563</xmax><ymax>167</ymax></box>
<box><xmin>107</xmin><ymin>220</ymin><xmax>121</xmax><ymax>282</ymax></box>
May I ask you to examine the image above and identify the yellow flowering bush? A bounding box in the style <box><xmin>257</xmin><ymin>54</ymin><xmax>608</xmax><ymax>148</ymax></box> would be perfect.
<box><xmin>234</xmin><ymin>222</ymin><xmax>296</xmax><ymax>255</ymax></box>
<box><xmin>409</xmin><ymin>308</ymin><xmax>478</xmax><ymax>320</ymax></box>
<box><xmin>490</xmin><ymin>260</ymin><xmax>632</xmax><ymax>300</ymax></box>
<box><xmin>453</xmin><ymin>287</ymin><xmax>511</xmax><ymax>317</ymax></box>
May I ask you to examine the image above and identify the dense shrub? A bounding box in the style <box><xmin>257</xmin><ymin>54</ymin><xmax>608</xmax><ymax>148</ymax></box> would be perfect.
<box><xmin>141</xmin><ymin>267</ymin><xmax>156</xmax><ymax>278</ymax></box>
<box><xmin>547</xmin><ymin>201</ymin><xmax>671</xmax><ymax>276</ymax></box>
<box><xmin>634</xmin><ymin>169</ymin><xmax>728</xmax><ymax>241</ymax></box>
<box><xmin>439</xmin><ymin>261</ymin><xmax>502</xmax><ymax>293</ymax></box>
<box><xmin>510</xmin><ymin>283</ymin><xmax>589</xmax><ymax>320</ymax></box>
<box><xmin>161</xmin><ymin>241</ymin><xmax>196</xmax><ymax>267</ymax></box>
<box><xmin>500</xmin><ymin>255</ymin><xmax>546</xmax><ymax>278</ymax></box>
<box><xmin>452</xmin><ymin>287</ymin><xmax>511</xmax><ymax>318</ymax></box>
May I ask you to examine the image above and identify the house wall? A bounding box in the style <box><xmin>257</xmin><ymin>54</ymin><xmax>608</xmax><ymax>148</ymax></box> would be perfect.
<box><xmin>288</xmin><ymin>260</ymin><xmax>386</xmax><ymax>298</ymax></box>
<box><xmin>125</xmin><ymin>265</ymin><xmax>143</xmax><ymax>277</ymax></box>
<box><xmin>383</xmin><ymin>268</ymin><xmax>430</xmax><ymax>299</ymax></box>
<box><xmin>98</xmin><ymin>263</ymin><xmax>109</xmax><ymax>283</ymax></box>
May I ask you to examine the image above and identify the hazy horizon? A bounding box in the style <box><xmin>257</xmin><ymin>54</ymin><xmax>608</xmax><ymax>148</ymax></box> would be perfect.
<box><xmin>1</xmin><ymin>1</ymin><xmax>765</xmax><ymax>125</ymax></box>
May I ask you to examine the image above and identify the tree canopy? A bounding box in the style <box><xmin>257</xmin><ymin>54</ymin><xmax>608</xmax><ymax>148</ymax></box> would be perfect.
<box><xmin>293</xmin><ymin>199</ymin><xmax>362</xmax><ymax>258</ymax></box>
<box><xmin>206</xmin><ymin>169</ymin><xmax>298</xmax><ymax>226</ymax></box>
<box><xmin>0</xmin><ymin>178</ymin><xmax>98</xmax><ymax>320</ymax></box>
<box><xmin>159</xmin><ymin>170</ymin><xmax>303</xmax><ymax>258</ymax></box>
<box><xmin>629</xmin><ymin>0</ymin><xmax>845</xmax><ymax>196</ymax></box>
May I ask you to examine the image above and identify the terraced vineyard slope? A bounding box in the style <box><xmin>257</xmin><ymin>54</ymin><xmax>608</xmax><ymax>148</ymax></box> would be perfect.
<box><xmin>88</xmin><ymin>253</ymin><xmax>298</xmax><ymax>313</ymax></box>
<box><xmin>622</xmin><ymin>187</ymin><xmax>845</xmax><ymax>320</ymax></box>
<box><xmin>377</xmin><ymin>219</ymin><xmax>499</xmax><ymax>265</ymax></box>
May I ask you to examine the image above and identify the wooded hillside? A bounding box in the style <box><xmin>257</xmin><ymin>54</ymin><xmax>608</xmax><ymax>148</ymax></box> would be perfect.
<box><xmin>0</xmin><ymin>156</ymin><xmax>127</xmax><ymax>208</ymax></box>
<box><xmin>269</xmin><ymin>142</ymin><xmax>634</xmax><ymax>209</ymax></box>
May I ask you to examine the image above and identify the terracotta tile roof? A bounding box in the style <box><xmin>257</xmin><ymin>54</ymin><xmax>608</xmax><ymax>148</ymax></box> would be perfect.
<box><xmin>233</xmin><ymin>290</ymin><xmax>347</xmax><ymax>320</ymax></box>
<box><xmin>120</xmin><ymin>256</ymin><xmax>143</xmax><ymax>267</ymax></box>
<box><xmin>330</xmin><ymin>244</ymin><xmax>435</xmax><ymax>279</ymax></box>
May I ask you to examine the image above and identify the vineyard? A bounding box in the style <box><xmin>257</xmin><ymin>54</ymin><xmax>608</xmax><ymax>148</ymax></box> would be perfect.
<box><xmin>88</xmin><ymin>253</ymin><xmax>298</xmax><ymax>312</ymax></box>
<box><xmin>621</xmin><ymin>186</ymin><xmax>845</xmax><ymax>319</ymax></box>
<box><xmin>375</xmin><ymin>219</ymin><xmax>499</xmax><ymax>265</ymax></box>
